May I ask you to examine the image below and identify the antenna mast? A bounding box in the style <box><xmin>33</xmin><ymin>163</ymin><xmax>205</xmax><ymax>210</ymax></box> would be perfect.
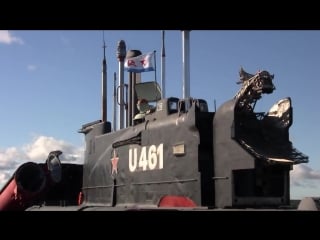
<box><xmin>117</xmin><ymin>40</ymin><xmax>126</xmax><ymax>130</ymax></box>
<box><xmin>161</xmin><ymin>30</ymin><xmax>166</xmax><ymax>98</ymax></box>
<box><xmin>113</xmin><ymin>72</ymin><xmax>117</xmax><ymax>131</ymax></box>
<box><xmin>102</xmin><ymin>31</ymin><xmax>107</xmax><ymax>122</ymax></box>
<box><xmin>182</xmin><ymin>30</ymin><xmax>190</xmax><ymax>99</ymax></box>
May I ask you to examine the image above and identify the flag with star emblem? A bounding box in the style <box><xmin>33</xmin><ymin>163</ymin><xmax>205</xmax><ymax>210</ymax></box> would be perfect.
<box><xmin>124</xmin><ymin>51</ymin><xmax>155</xmax><ymax>73</ymax></box>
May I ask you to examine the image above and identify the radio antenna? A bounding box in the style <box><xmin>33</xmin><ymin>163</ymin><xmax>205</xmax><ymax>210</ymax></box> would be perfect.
<box><xmin>102</xmin><ymin>31</ymin><xmax>107</xmax><ymax>122</ymax></box>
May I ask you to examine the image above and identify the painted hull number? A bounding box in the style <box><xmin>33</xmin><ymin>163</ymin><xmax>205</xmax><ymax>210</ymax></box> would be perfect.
<box><xmin>129</xmin><ymin>144</ymin><xmax>163</xmax><ymax>172</ymax></box>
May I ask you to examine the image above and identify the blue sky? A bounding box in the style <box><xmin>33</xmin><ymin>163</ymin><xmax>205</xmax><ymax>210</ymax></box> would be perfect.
<box><xmin>0</xmin><ymin>30</ymin><xmax>319</xmax><ymax>200</ymax></box>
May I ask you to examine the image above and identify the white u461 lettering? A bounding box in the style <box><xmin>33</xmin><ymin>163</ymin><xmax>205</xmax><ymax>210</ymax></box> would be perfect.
<box><xmin>129</xmin><ymin>144</ymin><xmax>163</xmax><ymax>172</ymax></box>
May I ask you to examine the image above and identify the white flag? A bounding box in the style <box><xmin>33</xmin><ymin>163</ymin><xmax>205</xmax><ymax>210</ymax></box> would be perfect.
<box><xmin>124</xmin><ymin>52</ymin><xmax>155</xmax><ymax>73</ymax></box>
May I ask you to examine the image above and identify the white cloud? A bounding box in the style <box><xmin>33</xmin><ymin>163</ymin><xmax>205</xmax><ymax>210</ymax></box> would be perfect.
<box><xmin>23</xmin><ymin>135</ymin><xmax>83</xmax><ymax>163</ymax></box>
<box><xmin>0</xmin><ymin>135</ymin><xmax>84</xmax><ymax>189</ymax></box>
<box><xmin>0</xmin><ymin>30</ymin><xmax>24</xmax><ymax>45</ymax></box>
<box><xmin>290</xmin><ymin>164</ymin><xmax>320</xmax><ymax>187</ymax></box>
<box><xmin>0</xmin><ymin>172</ymin><xmax>12</xmax><ymax>189</ymax></box>
<box><xmin>27</xmin><ymin>65</ymin><xmax>37</xmax><ymax>71</ymax></box>
<box><xmin>0</xmin><ymin>147</ymin><xmax>23</xmax><ymax>170</ymax></box>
